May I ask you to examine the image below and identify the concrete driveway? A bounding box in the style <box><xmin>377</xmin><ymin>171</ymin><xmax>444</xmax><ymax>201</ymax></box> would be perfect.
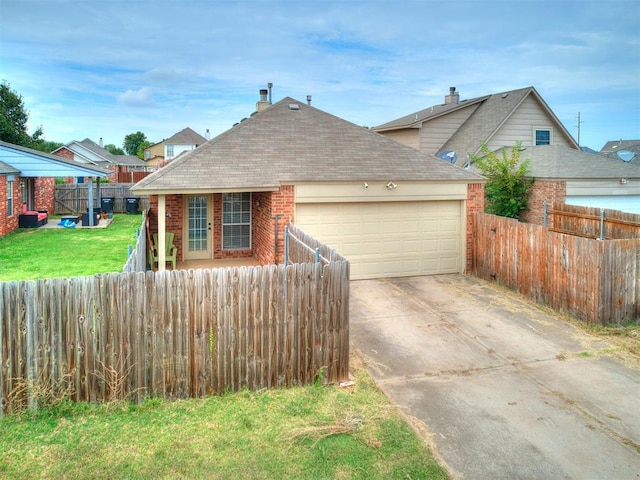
<box><xmin>350</xmin><ymin>275</ymin><xmax>640</xmax><ymax>480</ymax></box>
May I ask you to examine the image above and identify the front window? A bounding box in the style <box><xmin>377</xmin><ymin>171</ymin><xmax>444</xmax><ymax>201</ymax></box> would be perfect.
<box><xmin>145</xmin><ymin>149</ymin><xmax>150</xmax><ymax>160</ymax></box>
<box><xmin>166</xmin><ymin>145</ymin><xmax>174</xmax><ymax>158</ymax></box>
<box><xmin>535</xmin><ymin>128</ymin><xmax>551</xmax><ymax>145</ymax></box>
<box><xmin>7</xmin><ymin>178</ymin><xmax>14</xmax><ymax>216</ymax></box>
<box><xmin>222</xmin><ymin>192</ymin><xmax>251</xmax><ymax>250</ymax></box>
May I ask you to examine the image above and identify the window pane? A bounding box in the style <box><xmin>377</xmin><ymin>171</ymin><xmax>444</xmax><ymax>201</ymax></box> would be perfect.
<box><xmin>222</xmin><ymin>192</ymin><xmax>251</xmax><ymax>250</ymax></box>
<box><xmin>536</xmin><ymin>129</ymin><xmax>550</xmax><ymax>145</ymax></box>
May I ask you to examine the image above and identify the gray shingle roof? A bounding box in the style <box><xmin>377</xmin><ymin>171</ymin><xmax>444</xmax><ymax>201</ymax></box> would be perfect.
<box><xmin>133</xmin><ymin>97</ymin><xmax>484</xmax><ymax>193</ymax></box>
<box><xmin>600</xmin><ymin>139</ymin><xmax>640</xmax><ymax>153</ymax></box>
<box><xmin>515</xmin><ymin>145</ymin><xmax>640</xmax><ymax>179</ymax></box>
<box><xmin>375</xmin><ymin>86</ymin><xmax>580</xmax><ymax>166</ymax></box>
<box><xmin>77</xmin><ymin>139</ymin><xmax>147</xmax><ymax>167</ymax></box>
<box><xmin>164</xmin><ymin>127</ymin><xmax>207</xmax><ymax>146</ymax></box>
<box><xmin>0</xmin><ymin>160</ymin><xmax>20</xmax><ymax>174</ymax></box>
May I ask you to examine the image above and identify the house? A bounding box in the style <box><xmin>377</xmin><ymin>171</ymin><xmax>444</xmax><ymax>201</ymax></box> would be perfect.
<box><xmin>374</xmin><ymin>86</ymin><xmax>639</xmax><ymax>219</ymax></box>
<box><xmin>143</xmin><ymin>127</ymin><xmax>208</xmax><ymax>168</ymax></box>
<box><xmin>0</xmin><ymin>140</ymin><xmax>111</xmax><ymax>237</ymax></box>
<box><xmin>142</xmin><ymin>140</ymin><xmax>165</xmax><ymax>168</ymax></box>
<box><xmin>131</xmin><ymin>94</ymin><xmax>485</xmax><ymax>280</ymax></box>
<box><xmin>53</xmin><ymin>138</ymin><xmax>149</xmax><ymax>183</ymax></box>
<box><xmin>520</xmin><ymin>145</ymin><xmax>640</xmax><ymax>219</ymax></box>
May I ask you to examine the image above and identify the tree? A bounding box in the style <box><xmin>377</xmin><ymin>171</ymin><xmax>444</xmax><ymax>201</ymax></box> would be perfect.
<box><xmin>123</xmin><ymin>131</ymin><xmax>147</xmax><ymax>156</ymax></box>
<box><xmin>136</xmin><ymin>140</ymin><xmax>153</xmax><ymax>159</ymax></box>
<box><xmin>471</xmin><ymin>141</ymin><xmax>534</xmax><ymax>219</ymax></box>
<box><xmin>104</xmin><ymin>143</ymin><xmax>125</xmax><ymax>155</ymax></box>
<box><xmin>0</xmin><ymin>81</ymin><xmax>59</xmax><ymax>151</ymax></box>
<box><xmin>0</xmin><ymin>81</ymin><xmax>31</xmax><ymax>146</ymax></box>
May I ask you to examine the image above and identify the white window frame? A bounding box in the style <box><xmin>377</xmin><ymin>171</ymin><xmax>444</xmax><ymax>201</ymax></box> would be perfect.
<box><xmin>222</xmin><ymin>192</ymin><xmax>252</xmax><ymax>250</ymax></box>
<box><xmin>7</xmin><ymin>177</ymin><xmax>14</xmax><ymax>217</ymax></box>
<box><xmin>166</xmin><ymin>145</ymin><xmax>174</xmax><ymax>158</ymax></box>
<box><xmin>534</xmin><ymin>127</ymin><xmax>552</xmax><ymax>146</ymax></box>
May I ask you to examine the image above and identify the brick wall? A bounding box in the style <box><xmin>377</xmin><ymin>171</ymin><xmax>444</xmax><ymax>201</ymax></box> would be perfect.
<box><xmin>466</xmin><ymin>182</ymin><xmax>485</xmax><ymax>273</ymax></box>
<box><xmin>34</xmin><ymin>177</ymin><xmax>55</xmax><ymax>214</ymax></box>
<box><xmin>0</xmin><ymin>175</ymin><xmax>20</xmax><ymax>237</ymax></box>
<box><xmin>521</xmin><ymin>179</ymin><xmax>566</xmax><ymax>225</ymax></box>
<box><xmin>149</xmin><ymin>186</ymin><xmax>296</xmax><ymax>264</ymax></box>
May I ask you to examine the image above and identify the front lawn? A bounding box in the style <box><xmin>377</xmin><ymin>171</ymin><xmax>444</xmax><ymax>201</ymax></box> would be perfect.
<box><xmin>0</xmin><ymin>214</ymin><xmax>143</xmax><ymax>281</ymax></box>
<box><xmin>0</xmin><ymin>355</ymin><xmax>449</xmax><ymax>480</ymax></box>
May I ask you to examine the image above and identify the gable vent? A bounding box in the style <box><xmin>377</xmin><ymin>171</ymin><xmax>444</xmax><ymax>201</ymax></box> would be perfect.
<box><xmin>289</xmin><ymin>103</ymin><xmax>300</xmax><ymax>110</ymax></box>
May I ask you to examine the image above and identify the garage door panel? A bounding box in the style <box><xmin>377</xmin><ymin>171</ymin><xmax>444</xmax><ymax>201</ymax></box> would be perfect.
<box><xmin>296</xmin><ymin>201</ymin><xmax>463</xmax><ymax>279</ymax></box>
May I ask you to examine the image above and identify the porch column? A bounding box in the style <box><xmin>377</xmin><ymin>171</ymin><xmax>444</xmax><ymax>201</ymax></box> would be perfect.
<box><xmin>87</xmin><ymin>178</ymin><xmax>95</xmax><ymax>226</ymax></box>
<box><xmin>158</xmin><ymin>194</ymin><xmax>166</xmax><ymax>271</ymax></box>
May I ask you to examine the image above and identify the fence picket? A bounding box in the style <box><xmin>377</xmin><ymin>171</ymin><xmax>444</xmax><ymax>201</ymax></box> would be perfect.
<box><xmin>474</xmin><ymin>212</ymin><xmax>640</xmax><ymax>326</ymax></box>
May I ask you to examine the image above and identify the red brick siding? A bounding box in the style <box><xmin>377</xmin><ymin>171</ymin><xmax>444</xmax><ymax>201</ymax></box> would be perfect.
<box><xmin>0</xmin><ymin>176</ymin><xmax>20</xmax><ymax>237</ymax></box>
<box><xmin>521</xmin><ymin>180</ymin><xmax>566</xmax><ymax>225</ymax></box>
<box><xmin>149</xmin><ymin>186</ymin><xmax>296</xmax><ymax>264</ymax></box>
<box><xmin>466</xmin><ymin>183</ymin><xmax>485</xmax><ymax>273</ymax></box>
<box><xmin>34</xmin><ymin>177</ymin><xmax>55</xmax><ymax>215</ymax></box>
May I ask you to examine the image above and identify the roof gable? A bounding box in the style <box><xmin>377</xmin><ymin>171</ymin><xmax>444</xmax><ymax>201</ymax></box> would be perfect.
<box><xmin>375</xmin><ymin>87</ymin><xmax>580</xmax><ymax>167</ymax></box>
<box><xmin>133</xmin><ymin>97</ymin><xmax>483</xmax><ymax>193</ymax></box>
<box><xmin>164</xmin><ymin>127</ymin><xmax>207</xmax><ymax>146</ymax></box>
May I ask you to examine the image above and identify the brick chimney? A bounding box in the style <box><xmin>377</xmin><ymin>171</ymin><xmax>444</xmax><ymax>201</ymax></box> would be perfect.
<box><xmin>445</xmin><ymin>87</ymin><xmax>459</xmax><ymax>105</ymax></box>
<box><xmin>256</xmin><ymin>88</ymin><xmax>271</xmax><ymax>112</ymax></box>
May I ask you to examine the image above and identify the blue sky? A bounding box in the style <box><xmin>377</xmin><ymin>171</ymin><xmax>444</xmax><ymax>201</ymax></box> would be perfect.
<box><xmin>1</xmin><ymin>0</ymin><xmax>638</xmax><ymax>151</ymax></box>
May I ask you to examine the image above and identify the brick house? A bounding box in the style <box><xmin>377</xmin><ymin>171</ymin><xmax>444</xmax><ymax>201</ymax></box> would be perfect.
<box><xmin>0</xmin><ymin>140</ymin><xmax>111</xmax><ymax>237</ymax></box>
<box><xmin>132</xmin><ymin>94</ymin><xmax>485</xmax><ymax>279</ymax></box>
<box><xmin>53</xmin><ymin>138</ymin><xmax>149</xmax><ymax>183</ymax></box>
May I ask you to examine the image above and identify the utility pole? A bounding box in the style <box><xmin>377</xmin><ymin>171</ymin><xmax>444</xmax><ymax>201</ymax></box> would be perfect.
<box><xmin>575</xmin><ymin>112</ymin><xmax>583</xmax><ymax>147</ymax></box>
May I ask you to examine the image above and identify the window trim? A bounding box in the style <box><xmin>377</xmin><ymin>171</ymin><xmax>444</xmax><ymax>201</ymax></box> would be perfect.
<box><xmin>222</xmin><ymin>192</ymin><xmax>252</xmax><ymax>250</ymax></box>
<box><xmin>534</xmin><ymin>127</ymin><xmax>552</xmax><ymax>146</ymax></box>
<box><xmin>7</xmin><ymin>178</ymin><xmax>14</xmax><ymax>217</ymax></box>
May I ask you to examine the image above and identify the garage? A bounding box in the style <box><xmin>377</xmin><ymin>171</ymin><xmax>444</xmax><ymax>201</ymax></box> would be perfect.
<box><xmin>296</xmin><ymin>200</ymin><xmax>464</xmax><ymax>279</ymax></box>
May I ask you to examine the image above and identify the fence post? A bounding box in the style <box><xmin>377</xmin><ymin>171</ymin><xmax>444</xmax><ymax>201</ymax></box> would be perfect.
<box><xmin>543</xmin><ymin>200</ymin><xmax>547</xmax><ymax>227</ymax></box>
<box><xmin>284</xmin><ymin>226</ymin><xmax>289</xmax><ymax>267</ymax></box>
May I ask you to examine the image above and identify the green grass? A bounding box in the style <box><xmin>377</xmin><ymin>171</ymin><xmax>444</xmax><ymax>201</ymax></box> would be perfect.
<box><xmin>0</xmin><ymin>214</ymin><xmax>143</xmax><ymax>281</ymax></box>
<box><xmin>0</xmin><ymin>364</ymin><xmax>449</xmax><ymax>480</ymax></box>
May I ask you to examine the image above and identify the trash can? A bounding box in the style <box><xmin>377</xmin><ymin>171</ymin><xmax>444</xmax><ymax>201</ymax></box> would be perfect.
<box><xmin>100</xmin><ymin>197</ymin><xmax>115</xmax><ymax>214</ymax></box>
<box><xmin>125</xmin><ymin>197</ymin><xmax>140</xmax><ymax>214</ymax></box>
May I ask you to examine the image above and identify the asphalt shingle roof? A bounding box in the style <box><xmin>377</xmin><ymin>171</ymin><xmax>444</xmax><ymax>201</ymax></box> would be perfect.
<box><xmin>491</xmin><ymin>144</ymin><xmax>640</xmax><ymax>179</ymax></box>
<box><xmin>77</xmin><ymin>139</ymin><xmax>147</xmax><ymax>166</ymax></box>
<box><xmin>133</xmin><ymin>97</ymin><xmax>484</xmax><ymax>193</ymax></box>
<box><xmin>164</xmin><ymin>127</ymin><xmax>207</xmax><ymax>146</ymax></box>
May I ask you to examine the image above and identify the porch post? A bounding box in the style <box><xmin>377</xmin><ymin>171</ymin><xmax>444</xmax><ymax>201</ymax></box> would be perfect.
<box><xmin>158</xmin><ymin>194</ymin><xmax>166</xmax><ymax>271</ymax></box>
<box><xmin>88</xmin><ymin>178</ymin><xmax>95</xmax><ymax>226</ymax></box>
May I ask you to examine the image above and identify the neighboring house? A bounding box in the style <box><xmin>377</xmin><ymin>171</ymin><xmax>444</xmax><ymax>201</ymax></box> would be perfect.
<box><xmin>520</xmin><ymin>145</ymin><xmax>640</xmax><ymax>220</ymax></box>
<box><xmin>132</xmin><ymin>95</ymin><xmax>485</xmax><ymax>280</ymax></box>
<box><xmin>0</xmin><ymin>140</ymin><xmax>111</xmax><ymax>237</ymax></box>
<box><xmin>143</xmin><ymin>127</ymin><xmax>208</xmax><ymax>168</ymax></box>
<box><xmin>375</xmin><ymin>86</ymin><xmax>639</xmax><ymax>219</ymax></box>
<box><xmin>163</xmin><ymin>127</ymin><xmax>208</xmax><ymax>163</ymax></box>
<box><xmin>600</xmin><ymin>139</ymin><xmax>640</xmax><ymax>155</ymax></box>
<box><xmin>142</xmin><ymin>140</ymin><xmax>165</xmax><ymax>168</ymax></box>
<box><xmin>53</xmin><ymin>138</ymin><xmax>149</xmax><ymax>183</ymax></box>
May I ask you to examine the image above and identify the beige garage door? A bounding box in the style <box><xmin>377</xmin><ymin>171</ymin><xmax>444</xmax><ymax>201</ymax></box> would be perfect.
<box><xmin>295</xmin><ymin>201</ymin><xmax>463</xmax><ymax>279</ymax></box>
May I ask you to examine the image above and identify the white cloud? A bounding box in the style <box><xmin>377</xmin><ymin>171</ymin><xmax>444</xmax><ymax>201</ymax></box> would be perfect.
<box><xmin>117</xmin><ymin>87</ymin><xmax>155</xmax><ymax>107</ymax></box>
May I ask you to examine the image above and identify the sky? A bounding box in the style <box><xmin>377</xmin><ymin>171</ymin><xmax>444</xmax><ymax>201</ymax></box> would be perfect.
<box><xmin>0</xmin><ymin>0</ymin><xmax>639</xmax><ymax>152</ymax></box>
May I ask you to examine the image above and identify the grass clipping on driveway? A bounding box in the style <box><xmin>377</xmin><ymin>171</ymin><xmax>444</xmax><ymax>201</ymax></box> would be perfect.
<box><xmin>0</xmin><ymin>358</ymin><xmax>449</xmax><ymax>480</ymax></box>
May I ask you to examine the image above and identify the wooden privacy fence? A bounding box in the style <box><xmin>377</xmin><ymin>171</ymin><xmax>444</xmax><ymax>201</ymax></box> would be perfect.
<box><xmin>474</xmin><ymin>213</ymin><xmax>639</xmax><ymax>326</ymax></box>
<box><xmin>545</xmin><ymin>202</ymin><xmax>640</xmax><ymax>239</ymax></box>
<box><xmin>0</xmin><ymin>260</ymin><xmax>349</xmax><ymax>415</ymax></box>
<box><xmin>55</xmin><ymin>183</ymin><xmax>149</xmax><ymax>215</ymax></box>
<box><xmin>122</xmin><ymin>212</ymin><xmax>147</xmax><ymax>273</ymax></box>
